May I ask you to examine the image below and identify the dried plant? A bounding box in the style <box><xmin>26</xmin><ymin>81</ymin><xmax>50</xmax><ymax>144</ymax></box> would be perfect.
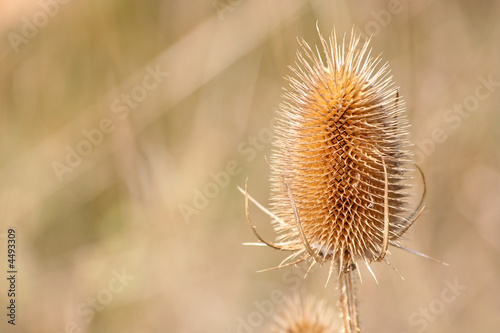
<box><xmin>241</xmin><ymin>27</ymin><xmax>426</xmax><ymax>333</ymax></box>
<box><xmin>269</xmin><ymin>295</ymin><xmax>340</xmax><ymax>333</ymax></box>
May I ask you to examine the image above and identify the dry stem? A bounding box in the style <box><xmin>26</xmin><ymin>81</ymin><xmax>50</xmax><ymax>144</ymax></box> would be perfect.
<box><xmin>339</xmin><ymin>269</ymin><xmax>359</xmax><ymax>333</ymax></box>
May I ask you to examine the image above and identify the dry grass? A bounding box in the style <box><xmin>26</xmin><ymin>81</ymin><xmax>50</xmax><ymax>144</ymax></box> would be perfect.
<box><xmin>0</xmin><ymin>0</ymin><xmax>499</xmax><ymax>332</ymax></box>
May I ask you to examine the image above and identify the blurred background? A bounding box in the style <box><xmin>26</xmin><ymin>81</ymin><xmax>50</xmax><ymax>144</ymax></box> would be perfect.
<box><xmin>0</xmin><ymin>0</ymin><xmax>499</xmax><ymax>332</ymax></box>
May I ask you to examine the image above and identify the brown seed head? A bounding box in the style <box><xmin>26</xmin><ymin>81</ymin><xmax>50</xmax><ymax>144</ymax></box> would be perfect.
<box><xmin>269</xmin><ymin>295</ymin><xmax>339</xmax><ymax>333</ymax></box>
<box><xmin>268</xmin><ymin>30</ymin><xmax>420</xmax><ymax>275</ymax></box>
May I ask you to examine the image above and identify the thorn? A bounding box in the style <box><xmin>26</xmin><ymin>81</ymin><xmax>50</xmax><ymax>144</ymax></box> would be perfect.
<box><xmin>393</xmin><ymin>243</ymin><xmax>449</xmax><ymax>266</ymax></box>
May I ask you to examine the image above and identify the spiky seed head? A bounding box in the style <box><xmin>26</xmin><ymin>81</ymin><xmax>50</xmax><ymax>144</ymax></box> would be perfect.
<box><xmin>269</xmin><ymin>29</ymin><xmax>418</xmax><ymax>274</ymax></box>
<box><xmin>269</xmin><ymin>295</ymin><xmax>339</xmax><ymax>333</ymax></box>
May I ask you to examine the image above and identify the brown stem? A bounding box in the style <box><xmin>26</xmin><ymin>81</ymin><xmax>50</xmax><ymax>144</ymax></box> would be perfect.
<box><xmin>339</xmin><ymin>269</ymin><xmax>360</xmax><ymax>333</ymax></box>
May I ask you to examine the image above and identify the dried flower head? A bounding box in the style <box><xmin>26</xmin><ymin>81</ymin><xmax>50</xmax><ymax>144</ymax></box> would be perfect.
<box><xmin>243</xmin><ymin>28</ymin><xmax>425</xmax><ymax>281</ymax></box>
<box><xmin>269</xmin><ymin>295</ymin><xmax>339</xmax><ymax>333</ymax></box>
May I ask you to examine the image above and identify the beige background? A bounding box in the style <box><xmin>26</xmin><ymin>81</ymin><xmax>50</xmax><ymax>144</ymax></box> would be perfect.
<box><xmin>0</xmin><ymin>0</ymin><xmax>499</xmax><ymax>332</ymax></box>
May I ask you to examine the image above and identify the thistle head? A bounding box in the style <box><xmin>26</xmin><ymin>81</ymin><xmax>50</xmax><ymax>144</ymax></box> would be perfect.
<box><xmin>264</xmin><ymin>28</ymin><xmax>423</xmax><ymax>277</ymax></box>
<box><xmin>269</xmin><ymin>295</ymin><xmax>339</xmax><ymax>333</ymax></box>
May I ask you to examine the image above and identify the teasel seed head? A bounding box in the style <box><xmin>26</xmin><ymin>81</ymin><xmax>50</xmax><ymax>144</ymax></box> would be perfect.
<box><xmin>263</xmin><ymin>28</ymin><xmax>424</xmax><ymax>278</ymax></box>
<box><xmin>269</xmin><ymin>295</ymin><xmax>339</xmax><ymax>333</ymax></box>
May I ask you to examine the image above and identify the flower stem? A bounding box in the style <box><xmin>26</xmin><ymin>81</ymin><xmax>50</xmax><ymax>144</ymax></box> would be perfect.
<box><xmin>339</xmin><ymin>269</ymin><xmax>360</xmax><ymax>333</ymax></box>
